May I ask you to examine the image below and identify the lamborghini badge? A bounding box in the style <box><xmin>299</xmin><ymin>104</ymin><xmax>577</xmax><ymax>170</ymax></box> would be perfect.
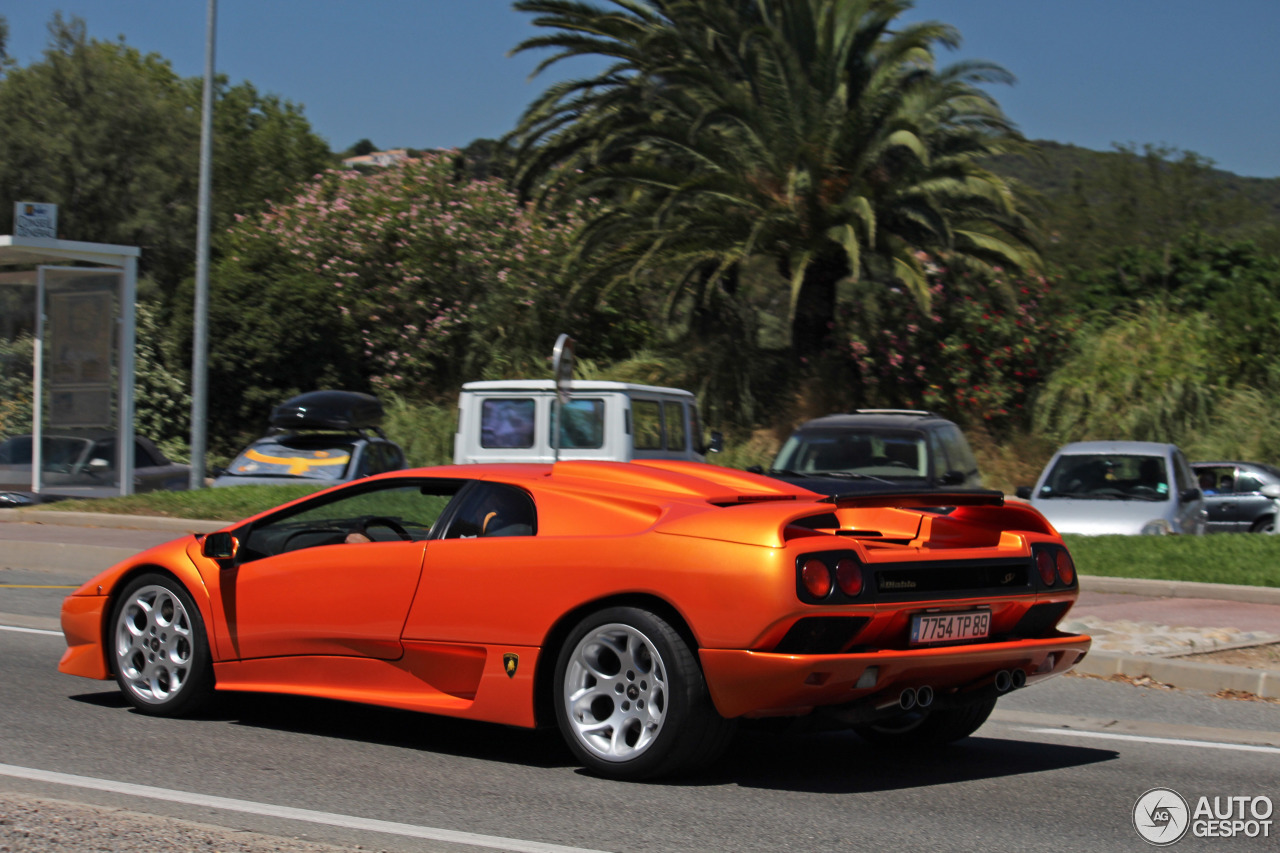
<box><xmin>503</xmin><ymin>653</ymin><xmax>519</xmax><ymax>678</ymax></box>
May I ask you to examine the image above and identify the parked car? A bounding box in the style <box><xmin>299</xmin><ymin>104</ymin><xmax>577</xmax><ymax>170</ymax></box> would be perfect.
<box><xmin>759</xmin><ymin>410</ymin><xmax>984</xmax><ymax>496</ymax></box>
<box><xmin>1017</xmin><ymin>441</ymin><xmax>1205</xmax><ymax>535</ymax></box>
<box><xmin>0</xmin><ymin>432</ymin><xmax>189</xmax><ymax>505</ymax></box>
<box><xmin>59</xmin><ymin>460</ymin><xmax>1089</xmax><ymax>780</ymax></box>
<box><xmin>454</xmin><ymin>379</ymin><xmax>720</xmax><ymax>464</ymax></box>
<box><xmin>212</xmin><ymin>391</ymin><xmax>405</xmax><ymax>488</ymax></box>
<box><xmin>1191</xmin><ymin>461</ymin><xmax>1280</xmax><ymax>533</ymax></box>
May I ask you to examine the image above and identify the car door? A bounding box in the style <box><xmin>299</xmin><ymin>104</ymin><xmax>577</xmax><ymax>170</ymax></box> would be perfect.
<box><xmin>1196</xmin><ymin>465</ymin><xmax>1235</xmax><ymax>532</ymax></box>
<box><xmin>222</xmin><ymin>478</ymin><xmax>463</xmax><ymax>660</ymax></box>
<box><xmin>1230</xmin><ymin>469</ymin><xmax>1274</xmax><ymax>532</ymax></box>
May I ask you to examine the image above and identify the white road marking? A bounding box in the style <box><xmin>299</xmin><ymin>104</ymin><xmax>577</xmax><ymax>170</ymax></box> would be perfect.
<box><xmin>0</xmin><ymin>624</ymin><xmax>61</xmax><ymax>636</ymax></box>
<box><xmin>1019</xmin><ymin>726</ymin><xmax>1280</xmax><ymax>755</ymax></box>
<box><xmin>0</xmin><ymin>763</ymin><xmax>611</xmax><ymax>853</ymax></box>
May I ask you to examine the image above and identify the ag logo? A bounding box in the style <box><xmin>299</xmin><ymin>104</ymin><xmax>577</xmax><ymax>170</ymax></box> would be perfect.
<box><xmin>1133</xmin><ymin>787</ymin><xmax>1190</xmax><ymax>846</ymax></box>
<box><xmin>503</xmin><ymin>653</ymin><xmax>519</xmax><ymax>678</ymax></box>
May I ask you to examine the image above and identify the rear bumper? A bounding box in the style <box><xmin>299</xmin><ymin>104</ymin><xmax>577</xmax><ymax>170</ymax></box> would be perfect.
<box><xmin>700</xmin><ymin>632</ymin><xmax>1091</xmax><ymax>718</ymax></box>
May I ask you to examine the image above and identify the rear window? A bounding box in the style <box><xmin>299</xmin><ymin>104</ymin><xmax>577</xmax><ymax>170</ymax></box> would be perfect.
<box><xmin>481</xmin><ymin>399</ymin><xmax>536</xmax><ymax>449</ymax></box>
<box><xmin>225</xmin><ymin>439</ymin><xmax>355</xmax><ymax>481</ymax></box>
<box><xmin>554</xmin><ymin>398</ymin><xmax>605</xmax><ymax>449</ymax></box>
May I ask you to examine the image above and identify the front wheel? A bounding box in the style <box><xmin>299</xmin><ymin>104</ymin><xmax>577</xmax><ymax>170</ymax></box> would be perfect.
<box><xmin>554</xmin><ymin>607</ymin><xmax>733</xmax><ymax>780</ymax></box>
<box><xmin>110</xmin><ymin>573</ymin><xmax>215</xmax><ymax>716</ymax></box>
<box><xmin>853</xmin><ymin>696</ymin><xmax>997</xmax><ymax>747</ymax></box>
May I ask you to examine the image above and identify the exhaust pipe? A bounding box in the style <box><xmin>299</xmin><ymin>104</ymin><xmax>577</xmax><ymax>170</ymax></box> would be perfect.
<box><xmin>916</xmin><ymin>685</ymin><xmax>934</xmax><ymax>708</ymax></box>
<box><xmin>1011</xmin><ymin>669</ymin><xmax>1027</xmax><ymax>690</ymax></box>
<box><xmin>898</xmin><ymin>687</ymin><xmax>917</xmax><ymax>710</ymax></box>
<box><xmin>993</xmin><ymin>670</ymin><xmax>1013</xmax><ymax>694</ymax></box>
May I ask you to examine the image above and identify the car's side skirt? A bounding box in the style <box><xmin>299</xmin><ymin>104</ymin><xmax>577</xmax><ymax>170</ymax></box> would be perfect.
<box><xmin>212</xmin><ymin>641</ymin><xmax>541</xmax><ymax>728</ymax></box>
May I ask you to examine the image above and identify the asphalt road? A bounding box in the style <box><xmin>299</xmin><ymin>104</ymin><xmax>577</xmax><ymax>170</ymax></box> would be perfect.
<box><xmin>3</xmin><ymin>564</ymin><xmax>1279</xmax><ymax>853</ymax></box>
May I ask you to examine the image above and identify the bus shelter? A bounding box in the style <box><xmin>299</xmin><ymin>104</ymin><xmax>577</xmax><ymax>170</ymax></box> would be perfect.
<box><xmin>0</xmin><ymin>234</ymin><xmax>140</xmax><ymax>499</ymax></box>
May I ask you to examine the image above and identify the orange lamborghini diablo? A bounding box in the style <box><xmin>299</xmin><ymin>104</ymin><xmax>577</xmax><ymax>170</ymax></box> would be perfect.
<box><xmin>58</xmin><ymin>460</ymin><xmax>1090</xmax><ymax>780</ymax></box>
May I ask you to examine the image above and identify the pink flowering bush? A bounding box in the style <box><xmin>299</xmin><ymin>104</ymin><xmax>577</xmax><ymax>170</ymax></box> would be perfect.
<box><xmin>219</xmin><ymin>153</ymin><xmax>637</xmax><ymax>397</ymax></box>
<box><xmin>836</xmin><ymin>263</ymin><xmax>1077</xmax><ymax>432</ymax></box>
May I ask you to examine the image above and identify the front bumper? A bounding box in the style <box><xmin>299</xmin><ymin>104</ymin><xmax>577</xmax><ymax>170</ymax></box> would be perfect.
<box><xmin>700</xmin><ymin>631</ymin><xmax>1091</xmax><ymax>718</ymax></box>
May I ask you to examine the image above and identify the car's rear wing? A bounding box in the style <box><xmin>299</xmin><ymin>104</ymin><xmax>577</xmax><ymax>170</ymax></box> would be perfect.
<box><xmin>822</xmin><ymin>489</ymin><xmax>1006</xmax><ymax>509</ymax></box>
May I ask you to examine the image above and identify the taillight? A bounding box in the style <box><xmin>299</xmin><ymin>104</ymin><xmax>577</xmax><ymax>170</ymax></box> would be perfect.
<box><xmin>1036</xmin><ymin>550</ymin><xmax>1057</xmax><ymax>586</ymax></box>
<box><xmin>801</xmin><ymin>559</ymin><xmax>832</xmax><ymax>598</ymax></box>
<box><xmin>1055</xmin><ymin>549</ymin><xmax>1076</xmax><ymax>585</ymax></box>
<box><xmin>835</xmin><ymin>558</ymin><xmax>863</xmax><ymax>597</ymax></box>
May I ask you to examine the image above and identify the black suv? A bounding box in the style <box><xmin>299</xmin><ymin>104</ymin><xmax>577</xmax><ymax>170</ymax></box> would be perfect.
<box><xmin>758</xmin><ymin>410</ymin><xmax>985</xmax><ymax>496</ymax></box>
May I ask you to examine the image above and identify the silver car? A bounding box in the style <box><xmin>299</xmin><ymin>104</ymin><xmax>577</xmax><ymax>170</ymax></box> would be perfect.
<box><xmin>1018</xmin><ymin>440</ymin><xmax>1206</xmax><ymax>535</ymax></box>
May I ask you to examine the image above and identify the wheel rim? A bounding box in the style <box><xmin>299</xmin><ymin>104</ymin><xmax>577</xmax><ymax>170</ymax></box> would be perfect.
<box><xmin>563</xmin><ymin>622</ymin><xmax>668</xmax><ymax>763</ymax></box>
<box><xmin>114</xmin><ymin>584</ymin><xmax>195</xmax><ymax>705</ymax></box>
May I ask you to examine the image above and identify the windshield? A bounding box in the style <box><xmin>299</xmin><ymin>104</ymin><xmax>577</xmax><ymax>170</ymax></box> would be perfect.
<box><xmin>772</xmin><ymin>430</ymin><xmax>928</xmax><ymax>480</ymax></box>
<box><xmin>0</xmin><ymin>436</ymin><xmax>92</xmax><ymax>470</ymax></box>
<box><xmin>224</xmin><ymin>438</ymin><xmax>355</xmax><ymax>481</ymax></box>
<box><xmin>1038</xmin><ymin>453</ymin><xmax>1169</xmax><ymax>501</ymax></box>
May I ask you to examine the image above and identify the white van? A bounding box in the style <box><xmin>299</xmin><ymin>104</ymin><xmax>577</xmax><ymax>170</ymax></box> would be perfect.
<box><xmin>453</xmin><ymin>380</ymin><xmax>719</xmax><ymax>464</ymax></box>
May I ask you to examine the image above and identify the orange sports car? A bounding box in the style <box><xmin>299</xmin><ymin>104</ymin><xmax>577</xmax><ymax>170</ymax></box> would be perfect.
<box><xmin>59</xmin><ymin>460</ymin><xmax>1090</xmax><ymax>780</ymax></box>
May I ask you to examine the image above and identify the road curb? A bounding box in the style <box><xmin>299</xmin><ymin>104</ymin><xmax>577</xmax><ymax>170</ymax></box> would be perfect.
<box><xmin>0</xmin><ymin>509</ymin><xmax>224</xmax><ymax>533</ymax></box>
<box><xmin>1079</xmin><ymin>574</ymin><xmax>1280</xmax><ymax>606</ymax></box>
<box><xmin>1074</xmin><ymin>649</ymin><xmax>1280</xmax><ymax>699</ymax></box>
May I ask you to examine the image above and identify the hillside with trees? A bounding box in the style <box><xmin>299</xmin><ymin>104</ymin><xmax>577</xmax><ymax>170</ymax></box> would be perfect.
<box><xmin>1</xmin><ymin>2</ymin><xmax>1278</xmax><ymax>480</ymax></box>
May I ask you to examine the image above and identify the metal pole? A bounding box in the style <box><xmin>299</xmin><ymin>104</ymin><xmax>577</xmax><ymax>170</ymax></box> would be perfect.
<box><xmin>189</xmin><ymin>0</ymin><xmax>216</xmax><ymax>489</ymax></box>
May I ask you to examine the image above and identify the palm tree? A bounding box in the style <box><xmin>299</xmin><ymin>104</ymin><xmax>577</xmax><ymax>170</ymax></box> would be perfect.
<box><xmin>510</xmin><ymin>0</ymin><xmax>1039</xmax><ymax>356</ymax></box>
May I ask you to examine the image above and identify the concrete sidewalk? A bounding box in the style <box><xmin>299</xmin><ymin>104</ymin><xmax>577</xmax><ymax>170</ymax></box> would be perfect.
<box><xmin>3</xmin><ymin>508</ymin><xmax>1279</xmax><ymax>698</ymax></box>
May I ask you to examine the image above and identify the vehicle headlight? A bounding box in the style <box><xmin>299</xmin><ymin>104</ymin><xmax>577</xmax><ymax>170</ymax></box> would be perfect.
<box><xmin>1141</xmin><ymin>519</ymin><xmax>1173</xmax><ymax>535</ymax></box>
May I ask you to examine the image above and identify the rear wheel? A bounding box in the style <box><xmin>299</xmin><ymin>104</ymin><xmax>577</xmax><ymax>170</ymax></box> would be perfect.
<box><xmin>1250</xmin><ymin>516</ymin><xmax>1276</xmax><ymax>534</ymax></box>
<box><xmin>110</xmin><ymin>573</ymin><xmax>214</xmax><ymax>716</ymax></box>
<box><xmin>554</xmin><ymin>607</ymin><xmax>733</xmax><ymax>780</ymax></box>
<box><xmin>853</xmin><ymin>696</ymin><xmax>997</xmax><ymax>746</ymax></box>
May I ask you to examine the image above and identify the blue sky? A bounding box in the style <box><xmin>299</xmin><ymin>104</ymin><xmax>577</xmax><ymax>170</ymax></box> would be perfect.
<box><xmin>3</xmin><ymin>1</ymin><xmax>1277</xmax><ymax>178</ymax></box>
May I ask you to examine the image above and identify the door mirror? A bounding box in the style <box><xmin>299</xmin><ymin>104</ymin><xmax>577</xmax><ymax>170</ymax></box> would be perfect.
<box><xmin>202</xmin><ymin>532</ymin><xmax>239</xmax><ymax>561</ymax></box>
<box><xmin>707</xmin><ymin>431</ymin><xmax>724</xmax><ymax>454</ymax></box>
<box><xmin>1179</xmin><ymin>488</ymin><xmax>1202</xmax><ymax>504</ymax></box>
<box><xmin>1261</xmin><ymin>483</ymin><xmax>1280</xmax><ymax>499</ymax></box>
<box><xmin>1015</xmin><ymin>486</ymin><xmax>1033</xmax><ymax>500</ymax></box>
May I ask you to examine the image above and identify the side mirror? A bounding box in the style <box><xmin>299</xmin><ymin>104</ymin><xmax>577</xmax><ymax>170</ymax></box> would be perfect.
<box><xmin>88</xmin><ymin>458</ymin><xmax>111</xmax><ymax>471</ymax></box>
<box><xmin>1261</xmin><ymin>483</ymin><xmax>1280</xmax><ymax>499</ymax></box>
<box><xmin>707</xmin><ymin>431</ymin><xmax>724</xmax><ymax>454</ymax></box>
<box><xmin>939</xmin><ymin>470</ymin><xmax>966</xmax><ymax>486</ymax></box>
<box><xmin>202</xmin><ymin>532</ymin><xmax>239</xmax><ymax>561</ymax></box>
<box><xmin>746</xmin><ymin>465</ymin><xmax>764</xmax><ymax>474</ymax></box>
<box><xmin>1015</xmin><ymin>486</ymin><xmax>1033</xmax><ymax>500</ymax></box>
<box><xmin>1179</xmin><ymin>488</ymin><xmax>1202</xmax><ymax>503</ymax></box>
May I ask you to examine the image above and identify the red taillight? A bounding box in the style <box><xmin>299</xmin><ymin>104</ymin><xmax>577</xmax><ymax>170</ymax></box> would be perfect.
<box><xmin>835</xmin><ymin>558</ymin><xmax>863</xmax><ymax>597</ymax></box>
<box><xmin>802</xmin><ymin>559</ymin><xmax>832</xmax><ymax>598</ymax></box>
<box><xmin>1036</xmin><ymin>550</ymin><xmax>1057</xmax><ymax>586</ymax></box>
<box><xmin>1055</xmin><ymin>549</ymin><xmax>1076</xmax><ymax>585</ymax></box>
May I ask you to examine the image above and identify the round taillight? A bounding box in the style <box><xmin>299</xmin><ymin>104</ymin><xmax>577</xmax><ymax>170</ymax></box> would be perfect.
<box><xmin>1036</xmin><ymin>550</ymin><xmax>1057</xmax><ymax>586</ymax></box>
<box><xmin>835</xmin><ymin>558</ymin><xmax>863</xmax><ymax>597</ymax></box>
<box><xmin>801</xmin><ymin>559</ymin><xmax>832</xmax><ymax>598</ymax></box>
<box><xmin>1055</xmin><ymin>549</ymin><xmax>1076</xmax><ymax>585</ymax></box>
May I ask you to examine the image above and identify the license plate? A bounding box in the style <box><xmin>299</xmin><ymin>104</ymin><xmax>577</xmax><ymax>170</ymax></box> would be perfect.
<box><xmin>910</xmin><ymin>610</ymin><xmax>990</xmax><ymax>645</ymax></box>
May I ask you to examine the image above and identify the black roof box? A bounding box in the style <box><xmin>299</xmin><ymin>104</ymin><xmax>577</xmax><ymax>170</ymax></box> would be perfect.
<box><xmin>269</xmin><ymin>391</ymin><xmax>384</xmax><ymax>431</ymax></box>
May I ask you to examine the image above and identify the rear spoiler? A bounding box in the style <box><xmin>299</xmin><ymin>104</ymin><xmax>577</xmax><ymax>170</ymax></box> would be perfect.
<box><xmin>822</xmin><ymin>489</ymin><xmax>1006</xmax><ymax>508</ymax></box>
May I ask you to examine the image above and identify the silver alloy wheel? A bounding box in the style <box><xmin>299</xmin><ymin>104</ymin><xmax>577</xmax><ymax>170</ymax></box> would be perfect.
<box><xmin>562</xmin><ymin>622</ymin><xmax>668</xmax><ymax>763</ymax></box>
<box><xmin>113</xmin><ymin>584</ymin><xmax>196</xmax><ymax>705</ymax></box>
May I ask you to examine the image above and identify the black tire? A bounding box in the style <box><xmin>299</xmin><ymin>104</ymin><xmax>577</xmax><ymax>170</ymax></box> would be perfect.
<box><xmin>553</xmin><ymin>606</ymin><xmax>734</xmax><ymax>780</ymax></box>
<box><xmin>1250</xmin><ymin>517</ymin><xmax>1275</xmax><ymax>535</ymax></box>
<box><xmin>109</xmin><ymin>572</ymin><xmax>215</xmax><ymax>716</ymax></box>
<box><xmin>853</xmin><ymin>696</ymin><xmax>997</xmax><ymax>747</ymax></box>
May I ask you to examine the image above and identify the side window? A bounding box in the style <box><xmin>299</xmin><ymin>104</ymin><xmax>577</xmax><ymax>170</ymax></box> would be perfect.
<box><xmin>664</xmin><ymin>402</ymin><xmax>686</xmax><ymax>451</ymax></box>
<box><xmin>443</xmin><ymin>483</ymin><xmax>537</xmax><ymax>539</ymax></box>
<box><xmin>241</xmin><ymin>480</ymin><xmax>464</xmax><ymax>561</ymax></box>
<box><xmin>928</xmin><ymin>431</ymin><xmax>950</xmax><ymax>478</ymax></box>
<box><xmin>936</xmin><ymin>425</ymin><xmax>978</xmax><ymax>475</ymax></box>
<box><xmin>555</xmin><ymin>399</ymin><xmax>605</xmax><ymax>449</ymax></box>
<box><xmin>133</xmin><ymin>441</ymin><xmax>159</xmax><ymax>468</ymax></box>
<box><xmin>632</xmin><ymin>400</ymin><xmax>663</xmax><ymax>450</ymax></box>
<box><xmin>1236</xmin><ymin>472</ymin><xmax>1263</xmax><ymax>493</ymax></box>
<box><xmin>385</xmin><ymin>443</ymin><xmax>406</xmax><ymax>471</ymax></box>
<box><xmin>481</xmin><ymin>399</ymin><xmax>535</xmax><ymax>449</ymax></box>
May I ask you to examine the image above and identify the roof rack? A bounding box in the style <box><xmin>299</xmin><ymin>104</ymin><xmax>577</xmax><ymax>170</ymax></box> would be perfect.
<box><xmin>853</xmin><ymin>409</ymin><xmax>938</xmax><ymax>417</ymax></box>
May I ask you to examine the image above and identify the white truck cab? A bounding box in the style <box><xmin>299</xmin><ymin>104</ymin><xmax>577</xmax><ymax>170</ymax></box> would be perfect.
<box><xmin>454</xmin><ymin>380</ymin><xmax>719</xmax><ymax>464</ymax></box>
